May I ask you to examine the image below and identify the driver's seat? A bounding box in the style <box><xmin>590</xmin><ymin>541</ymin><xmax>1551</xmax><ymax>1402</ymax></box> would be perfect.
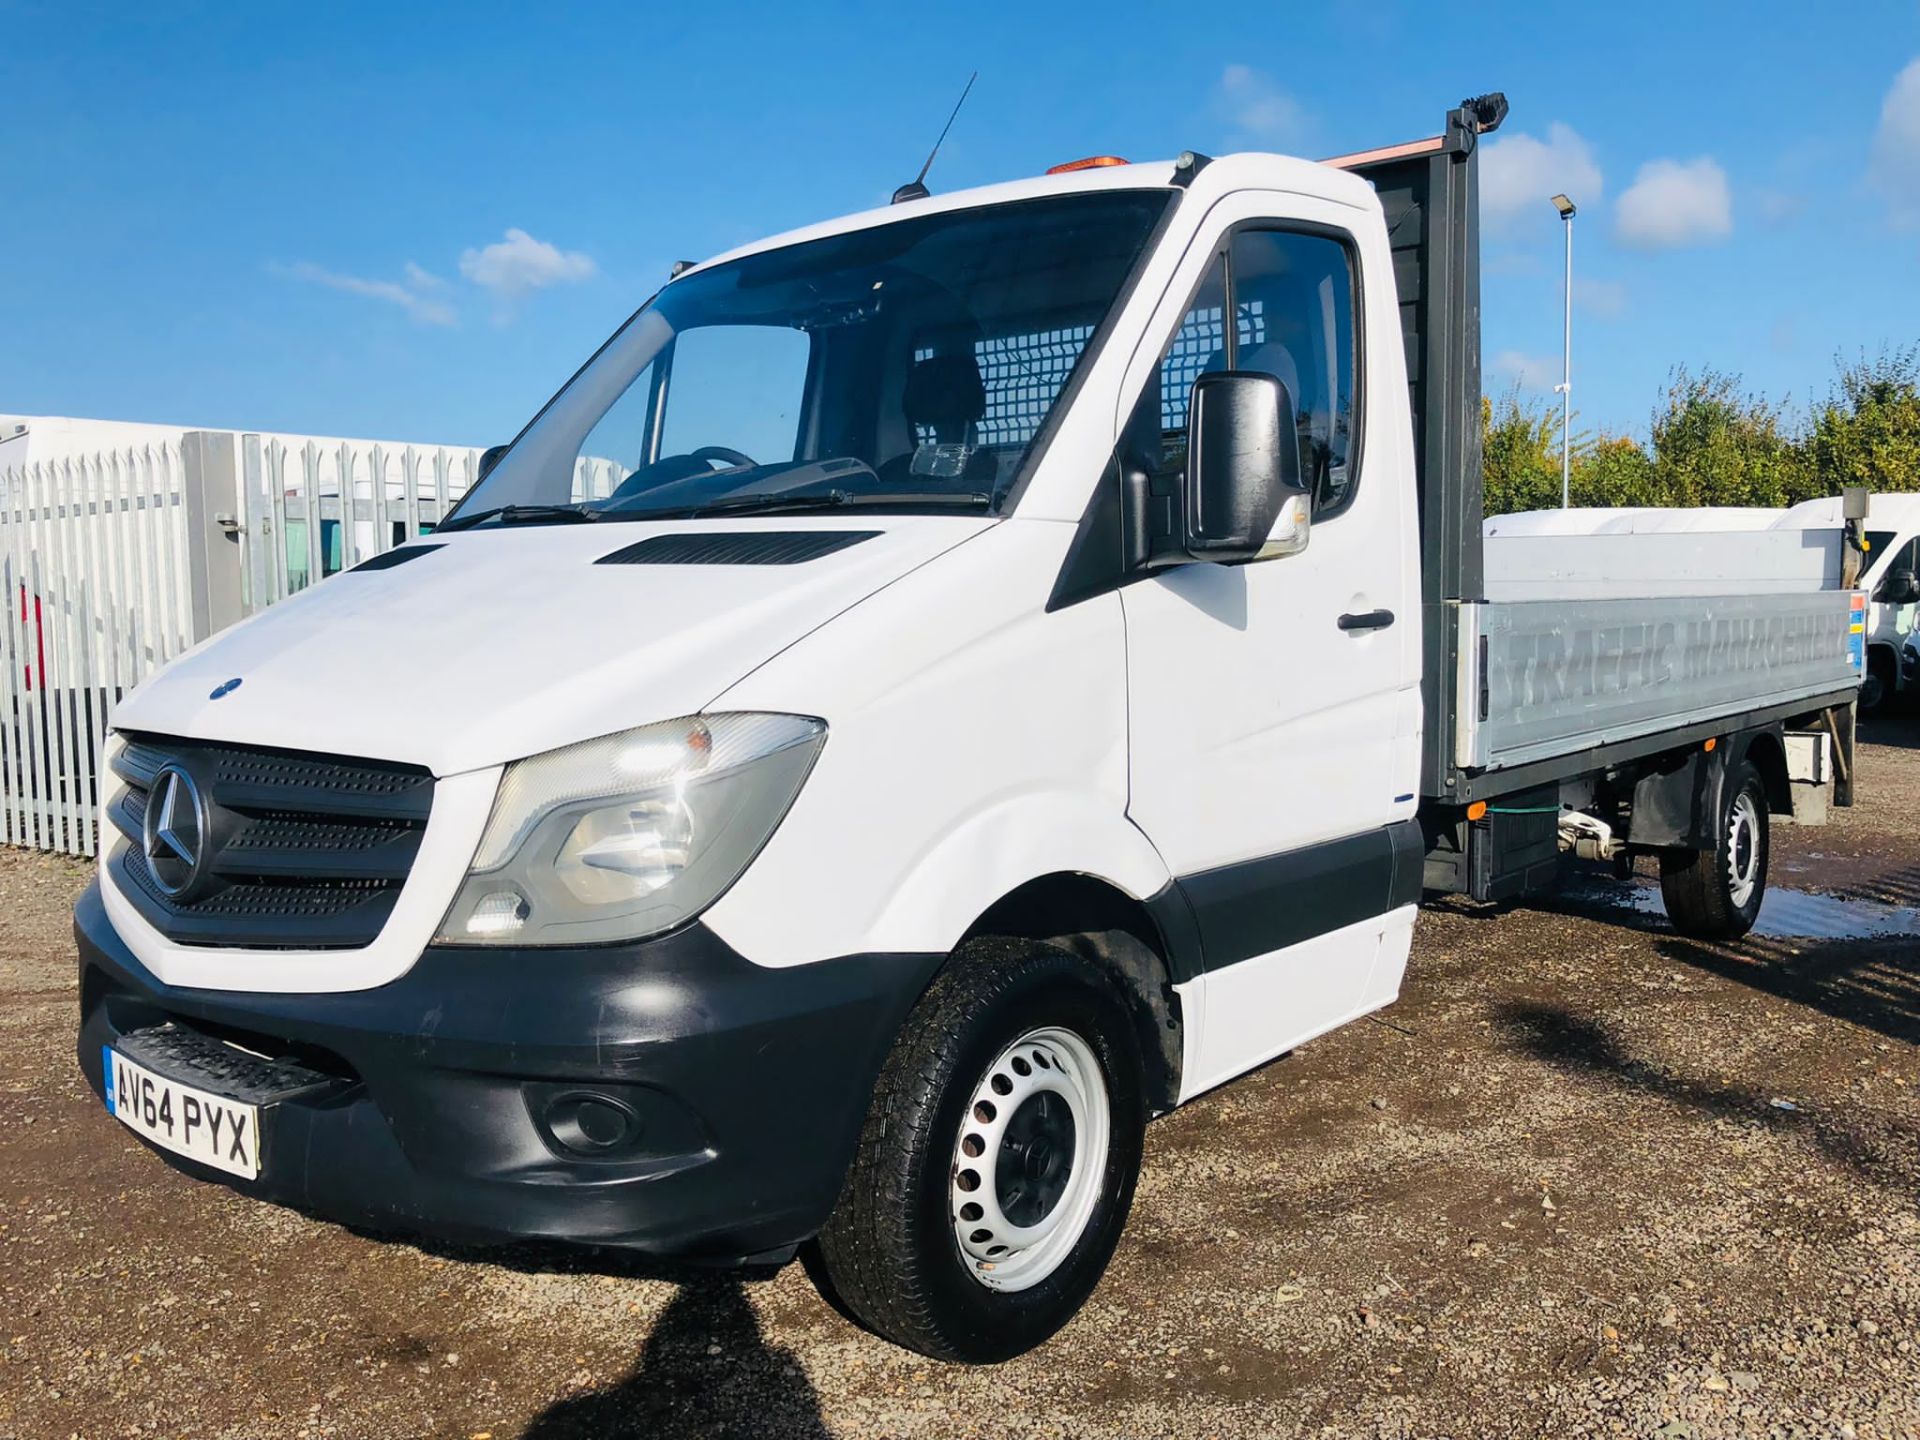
<box><xmin>878</xmin><ymin>352</ymin><xmax>997</xmax><ymax>489</ymax></box>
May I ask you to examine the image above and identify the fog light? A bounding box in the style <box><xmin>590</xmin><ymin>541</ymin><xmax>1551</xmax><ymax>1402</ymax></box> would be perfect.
<box><xmin>541</xmin><ymin>1091</ymin><xmax>642</xmax><ymax>1156</ymax></box>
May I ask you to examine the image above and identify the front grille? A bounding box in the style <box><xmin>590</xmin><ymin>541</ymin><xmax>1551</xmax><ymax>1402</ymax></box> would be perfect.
<box><xmin>109</xmin><ymin>732</ymin><xmax>434</xmax><ymax>949</ymax></box>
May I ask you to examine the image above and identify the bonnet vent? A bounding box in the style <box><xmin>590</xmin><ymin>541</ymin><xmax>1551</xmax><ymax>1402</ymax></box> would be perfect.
<box><xmin>351</xmin><ymin>544</ymin><xmax>444</xmax><ymax>573</ymax></box>
<box><xmin>595</xmin><ymin>531</ymin><xmax>880</xmax><ymax>566</ymax></box>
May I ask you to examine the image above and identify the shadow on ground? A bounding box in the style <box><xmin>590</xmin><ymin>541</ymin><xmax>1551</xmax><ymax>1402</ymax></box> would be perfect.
<box><xmin>1860</xmin><ymin>709</ymin><xmax>1920</xmax><ymax>751</ymax></box>
<box><xmin>1656</xmin><ymin>931</ymin><xmax>1920</xmax><ymax>1048</ymax></box>
<box><xmin>1529</xmin><ymin>864</ymin><xmax>1920</xmax><ymax>1048</ymax></box>
<box><xmin>1494</xmin><ymin>1000</ymin><xmax>1918</xmax><ymax>1196</ymax></box>
<box><xmin>520</xmin><ymin>1277</ymin><xmax>832</xmax><ymax>1439</ymax></box>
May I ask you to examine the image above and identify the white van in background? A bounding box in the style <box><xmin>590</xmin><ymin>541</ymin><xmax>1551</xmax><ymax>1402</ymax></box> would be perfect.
<box><xmin>1776</xmin><ymin>495</ymin><xmax>1920</xmax><ymax>710</ymax></box>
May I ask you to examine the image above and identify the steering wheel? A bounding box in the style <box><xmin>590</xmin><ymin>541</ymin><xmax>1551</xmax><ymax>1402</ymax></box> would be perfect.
<box><xmin>602</xmin><ymin>445</ymin><xmax>761</xmax><ymax>506</ymax></box>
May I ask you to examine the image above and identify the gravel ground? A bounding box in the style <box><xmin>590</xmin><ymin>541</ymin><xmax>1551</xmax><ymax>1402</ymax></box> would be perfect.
<box><xmin>3</xmin><ymin>723</ymin><xmax>1918</xmax><ymax>1439</ymax></box>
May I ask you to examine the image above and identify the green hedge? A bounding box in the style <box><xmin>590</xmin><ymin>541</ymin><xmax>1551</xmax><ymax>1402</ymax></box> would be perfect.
<box><xmin>1483</xmin><ymin>348</ymin><xmax>1920</xmax><ymax>515</ymax></box>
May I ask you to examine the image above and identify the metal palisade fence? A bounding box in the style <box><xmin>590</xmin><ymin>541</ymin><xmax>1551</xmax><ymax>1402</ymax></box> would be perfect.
<box><xmin>0</xmin><ymin>431</ymin><xmax>483</xmax><ymax>855</ymax></box>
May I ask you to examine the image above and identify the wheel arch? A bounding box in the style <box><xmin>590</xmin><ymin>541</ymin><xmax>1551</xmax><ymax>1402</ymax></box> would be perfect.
<box><xmin>961</xmin><ymin>873</ymin><xmax>1187</xmax><ymax>1115</ymax></box>
<box><xmin>1731</xmin><ymin>725</ymin><xmax>1792</xmax><ymax>816</ymax></box>
<box><xmin>1864</xmin><ymin>640</ymin><xmax>1899</xmax><ymax>710</ymax></box>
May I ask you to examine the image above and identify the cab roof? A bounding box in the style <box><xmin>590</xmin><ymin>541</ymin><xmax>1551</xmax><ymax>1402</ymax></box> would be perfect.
<box><xmin>682</xmin><ymin>151</ymin><xmax>1382</xmax><ymax>281</ymax></box>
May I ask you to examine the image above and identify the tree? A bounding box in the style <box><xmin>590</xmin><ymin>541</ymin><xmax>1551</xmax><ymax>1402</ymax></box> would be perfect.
<box><xmin>1477</xmin><ymin>348</ymin><xmax>1920</xmax><ymax>515</ymax></box>
<box><xmin>1573</xmin><ymin>435</ymin><xmax>1658</xmax><ymax>507</ymax></box>
<box><xmin>1481</xmin><ymin>389</ymin><xmax>1562</xmax><ymax>515</ymax></box>
<box><xmin>1804</xmin><ymin>347</ymin><xmax>1920</xmax><ymax>496</ymax></box>
<box><xmin>1648</xmin><ymin>367</ymin><xmax>1812</xmax><ymax>507</ymax></box>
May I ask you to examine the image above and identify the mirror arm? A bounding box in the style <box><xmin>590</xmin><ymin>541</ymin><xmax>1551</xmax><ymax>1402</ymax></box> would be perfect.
<box><xmin>1120</xmin><ymin>465</ymin><xmax>1152</xmax><ymax>571</ymax></box>
<box><xmin>1120</xmin><ymin>457</ymin><xmax>1189</xmax><ymax>571</ymax></box>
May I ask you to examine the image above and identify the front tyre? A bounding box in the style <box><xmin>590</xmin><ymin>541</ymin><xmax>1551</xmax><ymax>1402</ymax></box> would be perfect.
<box><xmin>813</xmin><ymin>938</ymin><xmax>1146</xmax><ymax>1362</ymax></box>
<box><xmin>1659</xmin><ymin>758</ymin><xmax>1770</xmax><ymax>939</ymax></box>
<box><xmin>1862</xmin><ymin>652</ymin><xmax>1893</xmax><ymax>714</ymax></box>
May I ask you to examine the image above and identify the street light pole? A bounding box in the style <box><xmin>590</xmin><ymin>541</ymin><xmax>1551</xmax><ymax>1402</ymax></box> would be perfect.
<box><xmin>1551</xmin><ymin>194</ymin><xmax>1577</xmax><ymax>508</ymax></box>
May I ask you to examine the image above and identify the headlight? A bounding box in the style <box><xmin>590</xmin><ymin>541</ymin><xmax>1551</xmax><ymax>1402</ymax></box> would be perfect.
<box><xmin>437</xmin><ymin>713</ymin><xmax>825</xmax><ymax>946</ymax></box>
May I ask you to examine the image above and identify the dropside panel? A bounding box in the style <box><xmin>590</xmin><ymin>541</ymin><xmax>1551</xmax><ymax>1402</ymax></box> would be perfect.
<box><xmin>1455</xmin><ymin>591</ymin><xmax>1863</xmax><ymax>774</ymax></box>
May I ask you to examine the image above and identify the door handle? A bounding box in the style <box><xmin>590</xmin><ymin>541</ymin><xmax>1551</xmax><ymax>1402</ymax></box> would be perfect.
<box><xmin>1338</xmin><ymin>608</ymin><xmax>1395</xmax><ymax>632</ymax></box>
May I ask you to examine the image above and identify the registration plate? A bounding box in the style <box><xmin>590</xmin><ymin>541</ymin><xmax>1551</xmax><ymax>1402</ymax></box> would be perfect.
<box><xmin>103</xmin><ymin>1045</ymin><xmax>261</xmax><ymax>1180</ymax></box>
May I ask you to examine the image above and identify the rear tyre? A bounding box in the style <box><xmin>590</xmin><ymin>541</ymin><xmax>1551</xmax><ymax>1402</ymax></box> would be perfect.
<box><xmin>813</xmin><ymin>937</ymin><xmax>1146</xmax><ymax>1362</ymax></box>
<box><xmin>1659</xmin><ymin>758</ymin><xmax>1769</xmax><ymax>939</ymax></box>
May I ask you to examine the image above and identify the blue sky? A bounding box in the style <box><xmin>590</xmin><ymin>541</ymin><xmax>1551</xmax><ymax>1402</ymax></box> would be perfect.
<box><xmin>3</xmin><ymin>0</ymin><xmax>1918</xmax><ymax>447</ymax></box>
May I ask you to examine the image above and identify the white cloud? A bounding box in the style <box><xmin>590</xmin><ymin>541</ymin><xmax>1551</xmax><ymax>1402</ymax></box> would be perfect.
<box><xmin>1216</xmin><ymin>64</ymin><xmax>1309</xmax><ymax>146</ymax></box>
<box><xmin>1871</xmin><ymin>57</ymin><xmax>1920</xmax><ymax>223</ymax></box>
<box><xmin>1492</xmin><ymin>350</ymin><xmax>1562</xmax><ymax>391</ymax></box>
<box><xmin>1613</xmin><ymin>157</ymin><xmax>1733</xmax><ymax>250</ymax></box>
<box><xmin>275</xmin><ymin>260</ymin><xmax>456</xmax><ymax>326</ymax></box>
<box><xmin>458</xmin><ymin>228</ymin><xmax>597</xmax><ymax>297</ymax></box>
<box><xmin>1480</xmin><ymin>123</ymin><xmax>1603</xmax><ymax>232</ymax></box>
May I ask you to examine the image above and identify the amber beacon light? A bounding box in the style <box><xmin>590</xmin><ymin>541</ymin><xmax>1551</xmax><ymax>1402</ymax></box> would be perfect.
<box><xmin>1046</xmin><ymin>155</ymin><xmax>1129</xmax><ymax>174</ymax></box>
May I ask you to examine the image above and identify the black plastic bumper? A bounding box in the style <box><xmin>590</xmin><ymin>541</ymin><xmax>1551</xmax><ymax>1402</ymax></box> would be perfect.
<box><xmin>74</xmin><ymin>882</ymin><xmax>940</xmax><ymax>1262</ymax></box>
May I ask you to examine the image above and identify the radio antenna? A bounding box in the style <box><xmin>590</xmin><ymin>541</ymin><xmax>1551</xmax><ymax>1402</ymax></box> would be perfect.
<box><xmin>892</xmin><ymin>71</ymin><xmax>977</xmax><ymax>204</ymax></box>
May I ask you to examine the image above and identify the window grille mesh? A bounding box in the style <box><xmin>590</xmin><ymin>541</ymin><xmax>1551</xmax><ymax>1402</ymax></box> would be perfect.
<box><xmin>1159</xmin><ymin>300</ymin><xmax>1268</xmax><ymax>428</ymax></box>
<box><xmin>913</xmin><ymin>323</ymin><xmax>1096</xmax><ymax>446</ymax></box>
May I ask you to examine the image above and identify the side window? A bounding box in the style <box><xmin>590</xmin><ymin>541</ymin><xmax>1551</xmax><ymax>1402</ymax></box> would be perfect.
<box><xmin>1130</xmin><ymin>230</ymin><xmax>1360</xmax><ymax>518</ymax></box>
<box><xmin>1229</xmin><ymin>229</ymin><xmax>1358</xmax><ymax>516</ymax></box>
<box><xmin>1146</xmin><ymin>258</ymin><xmax>1228</xmax><ymax>484</ymax></box>
<box><xmin>573</xmin><ymin>356</ymin><xmax>659</xmax><ymax>501</ymax></box>
<box><xmin>657</xmin><ymin>324</ymin><xmax>813</xmax><ymax>466</ymax></box>
<box><xmin>571</xmin><ymin>324</ymin><xmax>811</xmax><ymax>503</ymax></box>
<box><xmin>1876</xmin><ymin>535</ymin><xmax>1920</xmax><ymax>601</ymax></box>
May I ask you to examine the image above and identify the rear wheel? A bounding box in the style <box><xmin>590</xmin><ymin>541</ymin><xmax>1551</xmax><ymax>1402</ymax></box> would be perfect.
<box><xmin>812</xmin><ymin>937</ymin><xmax>1146</xmax><ymax>1362</ymax></box>
<box><xmin>1659</xmin><ymin>758</ymin><xmax>1769</xmax><ymax>939</ymax></box>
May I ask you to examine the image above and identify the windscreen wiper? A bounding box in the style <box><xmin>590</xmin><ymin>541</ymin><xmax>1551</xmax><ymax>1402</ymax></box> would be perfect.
<box><xmin>437</xmin><ymin>503</ymin><xmax>600</xmax><ymax>533</ymax></box>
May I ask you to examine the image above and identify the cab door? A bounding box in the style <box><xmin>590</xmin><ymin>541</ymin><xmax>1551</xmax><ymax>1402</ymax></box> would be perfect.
<box><xmin>1117</xmin><ymin>197</ymin><xmax>1422</xmax><ymax>1098</ymax></box>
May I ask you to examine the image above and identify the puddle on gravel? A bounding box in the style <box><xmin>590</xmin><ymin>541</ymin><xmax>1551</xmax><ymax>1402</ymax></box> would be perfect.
<box><xmin>1564</xmin><ymin>879</ymin><xmax>1920</xmax><ymax>940</ymax></box>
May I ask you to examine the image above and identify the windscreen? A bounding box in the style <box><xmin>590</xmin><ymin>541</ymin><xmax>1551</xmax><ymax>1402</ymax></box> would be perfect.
<box><xmin>447</xmin><ymin>190</ymin><xmax>1171</xmax><ymax>528</ymax></box>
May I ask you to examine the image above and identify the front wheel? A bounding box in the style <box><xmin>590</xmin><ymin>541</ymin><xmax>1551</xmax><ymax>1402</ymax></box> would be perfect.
<box><xmin>1862</xmin><ymin>652</ymin><xmax>1893</xmax><ymax>713</ymax></box>
<box><xmin>812</xmin><ymin>937</ymin><xmax>1146</xmax><ymax>1362</ymax></box>
<box><xmin>1659</xmin><ymin>758</ymin><xmax>1769</xmax><ymax>939</ymax></box>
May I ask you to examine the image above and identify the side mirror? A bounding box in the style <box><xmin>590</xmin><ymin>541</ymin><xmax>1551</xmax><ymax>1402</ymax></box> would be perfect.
<box><xmin>1182</xmin><ymin>371</ymin><xmax>1312</xmax><ymax>563</ymax></box>
<box><xmin>477</xmin><ymin>444</ymin><xmax>509</xmax><ymax>481</ymax></box>
<box><xmin>1878</xmin><ymin>567</ymin><xmax>1919</xmax><ymax>605</ymax></box>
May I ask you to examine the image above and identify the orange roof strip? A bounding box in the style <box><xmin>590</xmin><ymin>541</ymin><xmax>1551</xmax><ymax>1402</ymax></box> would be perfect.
<box><xmin>1320</xmin><ymin>134</ymin><xmax>1446</xmax><ymax>170</ymax></box>
<box><xmin>1046</xmin><ymin>155</ymin><xmax>1130</xmax><ymax>174</ymax></box>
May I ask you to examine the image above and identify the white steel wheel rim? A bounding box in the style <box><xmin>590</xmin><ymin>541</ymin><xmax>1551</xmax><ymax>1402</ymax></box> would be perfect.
<box><xmin>1727</xmin><ymin>787</ymin><xmax>1762</xmax><ymax>907</ymax></box>
<box><xmin>949</xmin><ymin>1025</ymin><xmax>1110</xmax><ymax>1293</ymax></box>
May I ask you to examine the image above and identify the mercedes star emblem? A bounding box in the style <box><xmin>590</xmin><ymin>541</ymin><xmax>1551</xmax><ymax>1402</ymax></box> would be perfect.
<box><xmin>142</xmin><ymin>765</ymin><xmax>208</xmax><ymax>899</ymax></box>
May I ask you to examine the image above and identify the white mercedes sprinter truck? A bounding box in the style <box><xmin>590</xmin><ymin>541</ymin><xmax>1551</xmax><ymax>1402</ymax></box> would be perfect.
<box><xmin>77</xmin><ymin>95</ymin><xmax>1865</xmax><ymax>1361</ymax></box>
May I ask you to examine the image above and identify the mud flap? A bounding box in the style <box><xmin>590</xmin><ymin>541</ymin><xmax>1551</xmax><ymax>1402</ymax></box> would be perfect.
<box><xmin>1629</xmin><ymin>747</ymin><xmax>1727</xmax><ymax>851</ymax></box>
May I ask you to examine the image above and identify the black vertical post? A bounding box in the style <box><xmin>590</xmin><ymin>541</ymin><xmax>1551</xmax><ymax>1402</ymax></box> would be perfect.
<box><xmin>1349</xmin><ymin>103</ymin><xmax>1487</xmax><ymax>799</ymax></box>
